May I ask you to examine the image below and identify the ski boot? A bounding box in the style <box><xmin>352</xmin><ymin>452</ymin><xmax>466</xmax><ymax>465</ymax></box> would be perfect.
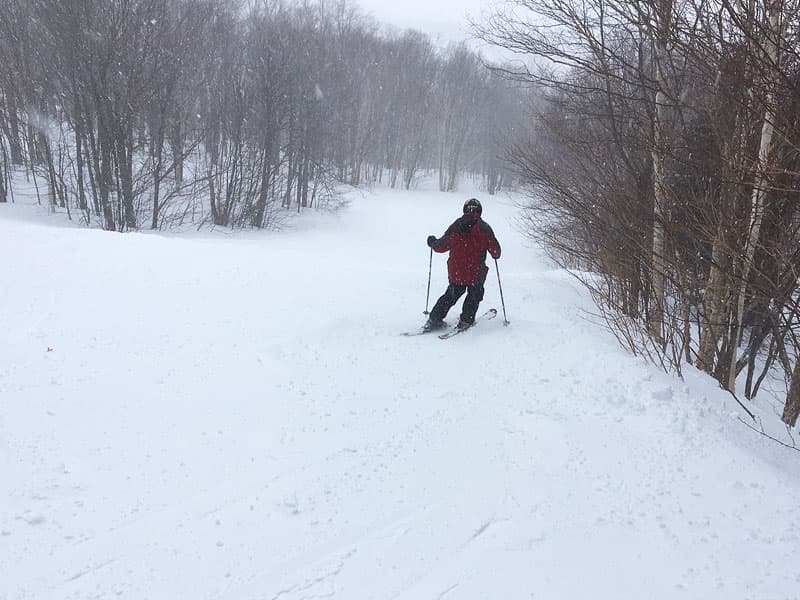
<box><xmin>423</xmin><ymin>318</ymin><xmax>447</xmax><ymax>332</ymax></box>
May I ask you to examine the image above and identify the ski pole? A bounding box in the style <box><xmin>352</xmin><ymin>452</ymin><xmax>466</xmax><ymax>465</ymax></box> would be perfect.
<box><xmin>424</xmin><ymin>247</ymin><xmax>433</xmax><ymax>314</ymax></box>
<box><xmin>495</xmin><ymin>258</ymin><xmax>509</xmax><ymax>326</ymax></box>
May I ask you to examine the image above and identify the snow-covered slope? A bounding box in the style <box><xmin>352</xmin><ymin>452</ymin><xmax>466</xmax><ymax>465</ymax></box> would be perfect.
<box><xmin>2</xmin><ymin>187</ymin><xmax>799</xmax><ymax>600</ymax></box>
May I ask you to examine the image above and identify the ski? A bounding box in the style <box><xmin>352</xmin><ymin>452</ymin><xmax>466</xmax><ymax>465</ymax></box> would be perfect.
<box><xmin>438</xmin><ymin>308</ymin><xmax>497</xmax><ymax>339</ymax></box>
<box><xmin>402</xmin><ymin>322</ymin><xmax>449</xmax><ymax>337</ymax></box>
<box><xmin>402</xmin><ymin>329</ymin><xmax>432</xmax><ymax>337</ymax></box>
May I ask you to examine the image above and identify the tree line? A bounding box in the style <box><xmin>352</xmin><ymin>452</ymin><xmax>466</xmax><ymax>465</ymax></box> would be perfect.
<box><xmin>480</xmin><ymin>0</ymin><xmax>800</xmax><ymax>428</ymax></box>
<box><xmin>0</xmin><ymin>0</ymin><xmax>528</xmax><ymax>231</ymax></box>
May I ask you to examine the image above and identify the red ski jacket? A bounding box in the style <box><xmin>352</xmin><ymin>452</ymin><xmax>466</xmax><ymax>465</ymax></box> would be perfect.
<box><xmin>430</xmin><ymin>214</ymin><xmax>502</xmax><ymax>285</ymax></box>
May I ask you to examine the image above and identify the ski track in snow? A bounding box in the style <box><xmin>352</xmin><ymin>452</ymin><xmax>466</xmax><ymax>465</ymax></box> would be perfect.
<box><xmin>1</xmin><ymin>186</ymin><xmax>799</xmax><ymax>600</ymax></box>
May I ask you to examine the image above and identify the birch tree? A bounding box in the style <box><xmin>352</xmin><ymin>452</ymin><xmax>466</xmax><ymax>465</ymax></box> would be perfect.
<box><xmin>725</xmin><ymin>0</ymin><xmax>787</xmax><ymax>391</ymax></box>
<box><xmin>647</xmin><ymin>0</ymin><xmax>675</xmax><ymax>343</ymax></box>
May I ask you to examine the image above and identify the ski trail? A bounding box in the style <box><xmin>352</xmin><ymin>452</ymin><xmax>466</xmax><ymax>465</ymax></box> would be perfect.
<box><xmin>1</xmin><ymin>187</ymin><xmax>799</xmax><ymax>599</ymax></box>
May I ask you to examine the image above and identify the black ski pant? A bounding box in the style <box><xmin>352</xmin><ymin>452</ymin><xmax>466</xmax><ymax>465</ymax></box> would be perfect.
<box><xmin>429</xmin><ymin>266</ymin><xmax>488</xmax><ymax>325</ymax></box>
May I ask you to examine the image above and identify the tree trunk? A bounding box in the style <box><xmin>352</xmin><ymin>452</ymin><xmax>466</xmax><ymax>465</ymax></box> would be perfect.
<box><xmin>648</xmin><ymin>0</ymin><xmax>674</xmax><ymax>343</ymax></box>
<box><xmin>96</xmin><ymin>115</ymin><xmax>116</xmax><ymax>230</ymax></box>
<box><xmin>117</xmin><ymin>123</ymin><xmax>136</xmax><ymax>230</ymax></box>
<box><xmin>783</xmin><ymin>358</ymin><xmax>800</xmax><ymax>427</ymax></box>
<box><xmin>697</xmin><ymin>225</ymin><xmax>731</xmax><ymax>372</ymax></box>
<box><xmin>7</xmin><ymin>93</ymin><xmax>24</xmax><ymax>165</ymax></box>
<box><xmin>253</xmin><ymin>147</ymin><xmax>271</xmax><ymax>228</ymax></box>
<box><xmin>300</xmin><ymin>155</ymin><xmax>310</xmax><ymax>209</ymax></box>
<box><xmin>0</xmin><ymin>156</ymin><xmax>6</xmax><ymax>203</ymax></box>
<box><xmin>151</xmin><ymin>139</ymin><xmax>163</xmax><ymax>230</ymax></box>
<box><xmin>41</xmin><ymin>133</ymin><xmax>58</xmax><ymax>209</ymax></box>
<box><xmin>74</xmin><ymin>124</ymin><xmax>88</xmax><ymax>212</ymax></box>
<box><xmin>85</xmin><ymin>125</ymin><xmax>103</xmax><ymax>219</ymax></box>
<box><xmin>208</xmin><ymin>163</ymin><xmax>219</xmax><ymax>225</ymax></box>
<box><xmin>726</xmin><ymin>0</ymin><xmax>780</xmax><ymax>392</ymax></box>
<box><xmin>171</xmin><ymin>121</ymin><xmax>184</xmax><ymax>188</ymax></box>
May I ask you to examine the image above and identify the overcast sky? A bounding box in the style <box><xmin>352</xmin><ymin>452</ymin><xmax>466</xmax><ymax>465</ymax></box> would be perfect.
<box><xmin>355</xmin><ymin>0</ymin><xmax>502</xmax><ymax>46</ymax></box>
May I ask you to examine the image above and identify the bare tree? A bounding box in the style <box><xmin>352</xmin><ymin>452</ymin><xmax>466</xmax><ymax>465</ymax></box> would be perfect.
<box><xmin>479</xmin><ymin>0</ymin><xmax>800</xmax><ymax>427</ymax></box>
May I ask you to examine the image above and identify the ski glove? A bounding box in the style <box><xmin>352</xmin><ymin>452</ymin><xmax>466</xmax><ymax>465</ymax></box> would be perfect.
<box><xmin>427</xmin><ymin>235</ymin><xmax>437</xmax><ymax>248</ymax></box>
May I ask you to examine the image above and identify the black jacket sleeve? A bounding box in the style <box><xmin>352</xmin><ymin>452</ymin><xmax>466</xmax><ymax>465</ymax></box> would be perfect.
<box><xmin>430</xmin><ymin>223</ymin><xmax>455</xmax><ymax>253</ymax></box>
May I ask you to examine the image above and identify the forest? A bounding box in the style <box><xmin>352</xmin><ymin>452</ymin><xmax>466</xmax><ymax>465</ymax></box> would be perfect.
<box><xmin>480</xmin><ymin>0</ymin><xmax>800</xmax><ymax>428</ymax></box>
<box><xmin>0</xmin><ymin>0</ymin><xmax>527</xmax><ymax>230</ymax></box>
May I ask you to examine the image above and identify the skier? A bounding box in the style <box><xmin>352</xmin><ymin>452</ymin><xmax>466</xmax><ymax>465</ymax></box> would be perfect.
<box><xmin>424</xmin><ymin>198</ymin><xmax>502</xmax><ymax>332</ymax></box>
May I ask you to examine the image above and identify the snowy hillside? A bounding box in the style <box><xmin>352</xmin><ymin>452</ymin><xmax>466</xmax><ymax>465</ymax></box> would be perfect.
<box><xmin>2</xmin><ymin>187</ymin><xmax>799</xmax><ymax>600</ymax></box>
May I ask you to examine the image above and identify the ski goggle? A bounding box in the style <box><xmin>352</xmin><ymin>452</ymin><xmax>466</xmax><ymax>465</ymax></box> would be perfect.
<box><xmin>464</xmin><ymin>203</ymin><xmax>481</xmax><ymax>214</ymax></box>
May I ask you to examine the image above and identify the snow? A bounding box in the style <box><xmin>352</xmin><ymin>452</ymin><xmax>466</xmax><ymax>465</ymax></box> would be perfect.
<box><xmin>1</xmin><ymin>186</ymin><xmax>799</xmax><ymax>600</ymax></box>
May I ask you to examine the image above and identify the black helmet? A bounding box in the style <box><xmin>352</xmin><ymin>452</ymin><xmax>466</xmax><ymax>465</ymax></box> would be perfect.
<box><xmin>463</xmin><ymin>198</ymin><xmax>482</xmax><ymax>215</ymax></box>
